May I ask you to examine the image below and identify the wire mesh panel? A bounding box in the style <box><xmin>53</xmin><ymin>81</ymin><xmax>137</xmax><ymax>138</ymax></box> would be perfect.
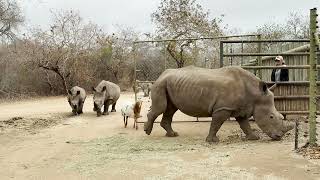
<box><xmin>134</xmin><ymin>35</ymin><xmax>258</xmax><ymax>84</ymax></box>
<box><xmin>134</xmin><ymin>39</ymin><xmax>222</xmax><ymax>83</ymax></box>
<box><xmin>135</xmin><ymin>42</ymin><xmax>166</xmax><ymax>82</ymax></box>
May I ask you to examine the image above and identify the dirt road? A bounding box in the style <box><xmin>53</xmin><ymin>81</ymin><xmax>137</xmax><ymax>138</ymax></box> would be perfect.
<box><xmin>0</xmin><ymin>92</ymin><xmax>319</xmax><ymax>180</ymax></box>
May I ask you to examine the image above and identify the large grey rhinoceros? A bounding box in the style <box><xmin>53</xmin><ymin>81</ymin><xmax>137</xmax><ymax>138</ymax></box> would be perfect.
<box><xmin>67</xmin><ymin>86</ymin><xmax>86</xmax><ymax>115</ymax></box>
<box><xmin>92</xmin><ymin>80</ymin><xmax>120</xmax><ymax>117</ymax></box>
<box><xmin>144</xmin><ymin>66</ymin><xmax>294</xmax><ymax>142</ymax></box>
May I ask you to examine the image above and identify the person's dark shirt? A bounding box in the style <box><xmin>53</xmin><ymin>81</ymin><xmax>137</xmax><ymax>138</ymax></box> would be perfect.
<box><xmin>271</xmin><ymin>68</ymin><xmax>289</xmax><ymax>82</ymax></box>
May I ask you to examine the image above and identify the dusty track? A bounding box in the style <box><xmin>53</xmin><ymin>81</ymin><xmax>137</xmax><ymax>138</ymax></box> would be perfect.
<box><xmin>0</xmin><ymin>92</ymin><xmax>319</xmax><ymax>180</ymax></box>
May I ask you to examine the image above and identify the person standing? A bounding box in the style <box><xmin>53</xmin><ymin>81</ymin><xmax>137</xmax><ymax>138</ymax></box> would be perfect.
<box><xmin>271</xmin><ymin>56</ymin><xmax>289</xmax><ymax>82</ymax></box>
<box><xmin>271</xmin><ymin>55</ymin><xmax>289</xmax><ymax>120</ymax></box>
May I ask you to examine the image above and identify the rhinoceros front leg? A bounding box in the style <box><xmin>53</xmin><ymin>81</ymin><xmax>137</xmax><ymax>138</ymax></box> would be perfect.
<box><xmin>102</xmin><ymin>100</ymin><xmax>110</xmax><ymax>115</ymax></box>
<box><xmin>77</xmin><ymin>101</ymin><xmax>84</xmax><ymax>114</ymax></box>
<box><xmin>160</xmin><ymin>101</ymin><xmax>178</xmax><ymax>137</ymax></box>
<box><xmin>236</xmin><ymin>117</ymin><xmax>260</xmax><ymax>140</ymax></box>
<box><xmin>206</xmin><ymin>110</ymin><xmax>231</xmax><ymax>143</ymax></box>
<box><xmin>144</xmin><ymin>89</ymin><xmax>167</xmax><ymax>135</ymax></box>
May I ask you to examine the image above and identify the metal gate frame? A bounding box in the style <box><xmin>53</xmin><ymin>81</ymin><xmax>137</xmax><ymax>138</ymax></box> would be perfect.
<box><xmin>132</xmin><ymin>34</ymin><xmax>260</xmax><ymax>101</ymax></box>
<box><xmin>219</xmin><ymin>8</ymin><xmax>320</xmax><ymax>146</ymax></box>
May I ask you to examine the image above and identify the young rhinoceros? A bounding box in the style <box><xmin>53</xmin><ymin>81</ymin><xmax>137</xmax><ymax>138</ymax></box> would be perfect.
<box><xmin>67</xmin><ymin>86</ymin><xmax>86</xmax><ymax>115</ymax></box>
<box><xmin>92</xmin><ymin>80</ymin><xmax>120</xmax><ymax>117</ymax></box>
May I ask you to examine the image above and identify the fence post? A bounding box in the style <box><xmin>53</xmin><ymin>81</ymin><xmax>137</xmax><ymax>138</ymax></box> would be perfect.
<box><xmin>220</xmin><ymin>41</ymin><xmax>224</xmax><ymax>67</ymax></box>
<box><xmin>164</xmin><ymin>42</ymin><xmax>167</xmax><ymax>70</ymax></box>
<box><xmin>241</xmin><ymin>42</ymin><xmax>244</xmax><ymax>66</ymax></box>
<box><xmin>133</xmin><ymin>43</ymin><xmax>137</xmax><ymax>102</ymax></box>
<box><xmin>257</xmin><ymin>34</ymin><xmax>262</xmax><ymax>79</ymax></box>
<box><xmin>308</xmin><ymin>8</ymin><xmax>318</xmax><ymax>146</ymax></box>
<box><xmin>295</xmin><ymin>119</ymin><xmax>299</xmax><ymax>150</ymax></box>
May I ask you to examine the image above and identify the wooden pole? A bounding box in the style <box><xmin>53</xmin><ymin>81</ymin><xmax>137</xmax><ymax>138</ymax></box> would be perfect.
<box><xmin>133</xmin><ymin>43</ymin><xmax>137</xmax><ymax>102</ymax></box>
<box><xmin>295</xmin><ymin>119</ymin><xmax>299</xmax><ymax>150</ymax></box>
<box><xmin>220</xmin><ymin>41</ymin><xmax>224</xmax><ymax>67</ymax></box>
<box><xmin>257</xmin><ymin>34</ymin><xmax>262</xmax><ymax>79</ymax></box>
<box><xmin>308</xmin><ymin>8</ymin><xmax>318</xmax><ymax>146</ymax></box>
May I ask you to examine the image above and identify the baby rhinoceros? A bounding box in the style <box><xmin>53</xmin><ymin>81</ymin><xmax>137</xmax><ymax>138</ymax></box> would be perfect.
<box><xmin>67</xmin><ymin>86</ymin><xmax>86</xmax><ymax>115</ymax></box>
<box><xmin>92</xmin><ymin>80</ymin><xmax>120</xmax><ymax>117</ymax></box>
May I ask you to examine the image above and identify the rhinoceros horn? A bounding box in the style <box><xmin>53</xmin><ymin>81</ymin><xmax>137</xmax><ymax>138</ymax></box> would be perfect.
<box><xmin>269</xmin><ymin>83</ymin><xmax>277</xmax><ymax>91</ymax></box>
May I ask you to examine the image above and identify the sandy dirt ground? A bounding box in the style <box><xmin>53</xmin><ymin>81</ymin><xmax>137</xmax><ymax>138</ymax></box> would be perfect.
<box><xmin>0</xmin><ymin>92</ymin><xmax>320</xmax><ymax>180</ymax></box>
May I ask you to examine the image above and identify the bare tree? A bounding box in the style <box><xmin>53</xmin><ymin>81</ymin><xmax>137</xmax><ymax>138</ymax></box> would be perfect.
<box><xmin>24</xmin><ymin>10</ymin><xmax>102</xmax><ymax>95</ymax></box>
<box><xmin>257</xmin><ymin>11</ymin><xmax>309</xmax><ymax>40</ymax></box>
<box><xmin>152</xmin><ymin>0</ymin><xmax>224</xmax><ymax>68</ymax></box>
<box><xmin>97</xmin><ymin>25</ymin><xmax>137</xmax><ymax>83</ymax></box>
<box><xmin>285</xmin><ymin>12</ymin><xmax>309</xmax><ymax>39</ymax></box>
<box><xmin>0</xmin><ymin>0</ymin><xmax>23</xmax><ymax>40</ymax></box>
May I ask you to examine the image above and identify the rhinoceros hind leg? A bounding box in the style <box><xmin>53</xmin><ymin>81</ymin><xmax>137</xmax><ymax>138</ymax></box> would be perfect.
<box><xmin>111</xmin><ymin>102</ymin><xmax>116</xmax><ymax>112</ymax></box>
<box><xmin>160</xmin><ymin>98</ymin><xmax>178</xmax><ymax>137</ymax></box>
<box><xmin>236</xmin><ymin>117</ymin><xmax>260</xmax><ymax>140</ymax></box>
<box><xmin>206</xmin><ymin>110</ymin><xmax>231</xmax><ymax>143</ymax></box>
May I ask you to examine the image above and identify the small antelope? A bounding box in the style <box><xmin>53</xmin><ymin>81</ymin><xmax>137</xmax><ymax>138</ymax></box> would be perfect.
<box><xmin>121</xmin><ymin>100</ymin><xmax>143</xmax><ymax>130</ymax></box>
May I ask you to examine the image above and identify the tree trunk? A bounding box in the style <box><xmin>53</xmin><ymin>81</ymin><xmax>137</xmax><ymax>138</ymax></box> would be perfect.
<box><xmin>44</xmin><ymin>71</ymin><xmax>55</xmax><ymax>95</ymax></box>
<box><xmin>57</xmin><ymin>72</ymin><xmax>69</xmax><ymax>95</ymax></box>
<box><xmin>39</xmin><ymin>65</ymin><xmax>69</xmax><ymax>95</ymax></box>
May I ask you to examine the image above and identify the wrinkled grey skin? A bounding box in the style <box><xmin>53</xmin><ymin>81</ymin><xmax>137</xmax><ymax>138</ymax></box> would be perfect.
<box><xmin>144</xmin><ymin>66</ymin><xmax>294</xmax><ymax>143</ymax></box>
<box><xmin>92</xmin><ymin>80</ymin><xmax>120</xmax><ymax>117</ymax></box>
<box><xmin>67</xmin><ymin>86</ymin><xmax>86</xmax><ymax>115</ymax></box>
<box><xmin>140</xmin><ymin>83</ymin><xmax>152</xmax><ymax>97</ymax></box>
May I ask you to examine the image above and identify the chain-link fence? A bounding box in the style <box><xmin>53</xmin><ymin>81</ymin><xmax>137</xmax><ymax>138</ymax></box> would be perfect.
<box><xmin>133</xmin><ymin>35</ymin><xmax>259</xmax><ymax>86</ymax></box>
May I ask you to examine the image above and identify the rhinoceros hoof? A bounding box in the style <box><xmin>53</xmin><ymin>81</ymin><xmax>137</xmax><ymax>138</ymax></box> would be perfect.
<box><xmin>111</xmin><ymin>109</ymin><xmax>116</xmax><ymax>112</ymax></box>
<box><xmin>247</xmin><ymin>133</ymin><xmax>260</xmax><ymax>140</ymax></box>
<box><xmin>166</xmin><ymin>131</ymin><xmax>179</xmax><ymax>137</ymax></box>
<box><xmin>102</xmin><ymin>112</ymin><xmax>109</xmax><ymax>115</ymax></box>
<box><xmin>206</xmin><ymin>136</ymin><xmax>219</xmax><ymax>143</ymax></box>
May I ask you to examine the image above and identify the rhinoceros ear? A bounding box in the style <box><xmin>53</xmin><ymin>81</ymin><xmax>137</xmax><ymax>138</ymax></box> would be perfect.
<box><xmin>76</xmin><ymin>90</ymin><xmax>80</xmax><ymax>95</ymax></box>
<box><xmin>92</xmin><ymin>87</ymin><xmax>96</xmax><ymax>92</ymax></box>
<box><xmin>68</xmin><ymin>90</ymin><xmax>72</xmax><ymax>95</ymax></box>
<box><xmin>102</xmin><ymin>86</ymin><xmax>107</xmax><ymax>92</ymax></box>
<box><xmin>259</xmin><ymin>81</ymin><xmax>268</xmax><ymax>94</ymax></box>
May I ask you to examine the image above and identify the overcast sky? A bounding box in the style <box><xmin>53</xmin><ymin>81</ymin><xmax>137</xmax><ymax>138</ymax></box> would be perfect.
<box><xmin>18</xmin><ymin>0</ymin><xmax>320</xmax><ymax>35</ymax></box>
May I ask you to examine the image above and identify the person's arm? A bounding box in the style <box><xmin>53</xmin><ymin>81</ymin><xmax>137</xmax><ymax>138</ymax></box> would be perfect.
<box><xmin>271</xmin><ymin>69</ymin><xmax>275</xmax><ymax>82</ymax></box>
<box><xmin>282</xmin><ymin>69</ymin><xmax>289</xmax><ymax>81</ymax></box>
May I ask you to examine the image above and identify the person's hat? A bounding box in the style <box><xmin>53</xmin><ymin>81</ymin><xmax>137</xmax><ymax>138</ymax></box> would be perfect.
<box><xmin>275</xmin><ymin>56</ymin><xmax>283</xmax><ymax>61</ymax></box>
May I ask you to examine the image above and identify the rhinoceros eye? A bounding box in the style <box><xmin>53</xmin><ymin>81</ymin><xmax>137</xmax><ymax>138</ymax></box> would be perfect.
<box><xmin>270</xmin><ymin>115</ymin><xmax>274</xmax><ymax>119</ymax></box>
